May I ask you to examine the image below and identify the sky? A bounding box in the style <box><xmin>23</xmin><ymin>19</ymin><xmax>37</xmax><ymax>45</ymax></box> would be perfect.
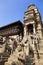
<box><xmin>0</xmin><ymin>0</ymin><xmax>43</xmax><ymax>27</ymax></box>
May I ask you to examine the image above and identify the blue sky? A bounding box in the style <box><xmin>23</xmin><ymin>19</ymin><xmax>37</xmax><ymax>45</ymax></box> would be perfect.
<box><xmin>0</xmin><ymin>0</ymin><xmax>43</xmax><ymax>26</ymax></box>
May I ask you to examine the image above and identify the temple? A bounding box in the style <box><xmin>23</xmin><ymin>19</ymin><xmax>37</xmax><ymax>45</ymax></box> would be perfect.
<box><xmin>0</xmin><ymin>4</ymin><xmax>43</xmax><ymax>65</ymax></box>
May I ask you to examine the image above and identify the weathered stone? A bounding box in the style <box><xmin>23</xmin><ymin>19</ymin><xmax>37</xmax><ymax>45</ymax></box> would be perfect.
<box><xmin>0</xmin><ymin>4</ymin><xmax>43</xmax><ymax>65</ymax></box>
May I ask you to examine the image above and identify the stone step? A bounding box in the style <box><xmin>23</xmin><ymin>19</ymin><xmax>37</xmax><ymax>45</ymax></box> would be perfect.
<box><xmin>38</xmin><ymin>50</ymin><xmax>43</xmax><ymax>53</ymax></box>
<box><xmin>39</xmin><ymin>47</ymin><xmax>43</xmax><ymax>50</ymax></box>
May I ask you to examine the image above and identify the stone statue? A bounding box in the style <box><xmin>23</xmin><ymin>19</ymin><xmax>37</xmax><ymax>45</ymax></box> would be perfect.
<box><xmin>4</xmin><ymin>33</ymin><xmax>40</xmax><ymax>65</ymax></box>
<box><xmin>4</xmin><ymin>38</ymin><xmax>25</xmax><ymax>65</ymax></box>
<box><xmin>0</xmin><ymin>36</ymin><xmax>6</xmax><ymax>53</ymax></box>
